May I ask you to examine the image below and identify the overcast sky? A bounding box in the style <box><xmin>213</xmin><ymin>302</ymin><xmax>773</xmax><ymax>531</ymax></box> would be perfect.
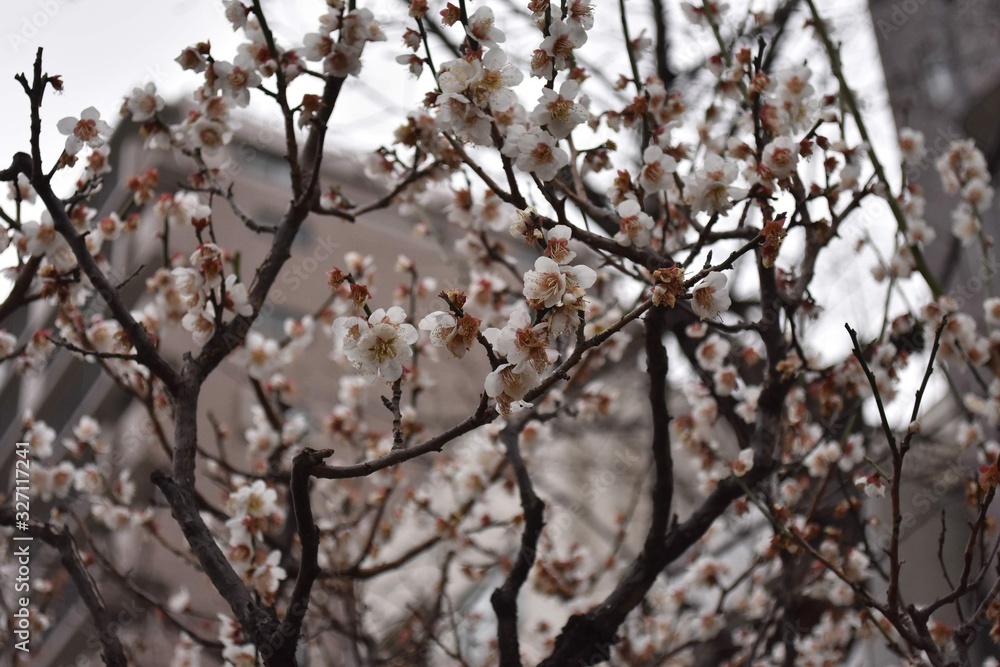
<box><xmin>0</xmin><ymin>0</ymin><xmax>896</xmax><ymax>166</ymax></box>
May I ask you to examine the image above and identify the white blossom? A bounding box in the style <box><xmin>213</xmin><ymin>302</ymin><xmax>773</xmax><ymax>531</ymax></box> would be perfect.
<box><xmin>690</xmin><ymin>272</ymin><xmax>731</xmax><ymax>320</ymax></box>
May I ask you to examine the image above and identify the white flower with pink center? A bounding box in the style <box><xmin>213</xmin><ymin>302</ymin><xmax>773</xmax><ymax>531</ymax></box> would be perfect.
<box><xmin>236</xmin><ymin>332</ymin><xmax>287</xmax><ymax>380</ymax></box>
<box><xmin>537</xmin><ymin>19</ymin><xmax>587</xmax><ymax>74</ymax></box>
<box><xmin>544</xmin><ymin>225</ymin><xmax>576</xmax><ymax>264</ymax></box>
<box><xmin>126</xmin><ymin>83</ymin><xmax>164</xmax><ymax>122</ymax></box>
<box><xmin>182</xmin><ymin>306</ymin><xmax>216</xmax><ymax>346</ymax></box>
<box><xmin>57</xmin><ymin>107</ymin><xmax>112</xmax><ymax>156</ymax></box>
<box><xmin>761</xmin><ymin>136</ymin><xmax>799</xmax><ymax>180</ymax></box>
<box><xmin>484</xmin><ymin>307</ymin><xmax>557</xmax><ymax>374</ymax></box>
<box><xmin>466</xmin><ymin>6</ymin><xmax>505</xmax><ymax>47</ymax></box>
<box><xmin>212</xmin><ymin>55</ymin><xmax>262</xmax><ymax>107</ymax></box>
<box><xmin>638</xmin><ymin>145</ymin><xmax>677</xmax><ymax>193</ymax></box>
<box><xmin>615</xmin><ymin>199</ymin><xmax>655</xmax><ymax>248</ymax></box>
<box><xmin>252</xmin><ymin>551</ymin><xmax>287</xmax><ymax>604</ymax></box>
<box><xmin>485</xmin><ymin>362</ymin><xmax>540</xmax><ymax>415</ymax></box>
<box><xmin>190</xmin><ymin>243</ymin><xmax>224</xmax><ymax>288</ymax></box>
<box><xmin>691</xmin><ymin>271</ymin><xmax>731</xmax><ymax>320</ymax></box>
<box><xmin>511</xmin><ymin>127</ymin><xmax>569</xmax><ymax>182</ymax></box>
<box><xmin>469</xmin><ymin>48</ymin><xmax>523</xmax><ymax>110</ymax></box>
<box><xmin>685</xmin><ymin>154</ymin><xmax>746</xmax><ymax>214</ymax></box>
<box><xmin>531</xmin><ymin>80</ymin><xmax>586</xmax><ymax>139</ymax></box>
<box><xmin>523</xmin><ymin>256</ymin><xmax>597</xmax><ymax>317</ymax></box>
<box><xmin>335</xmin><ymin>307</ymin><xmax>418</xmax><ymax>382</ymax></box>
<box><xmin>419</xmin><ymin>311</ymin><xmax>481</xmax><ymax>359</ymax></box>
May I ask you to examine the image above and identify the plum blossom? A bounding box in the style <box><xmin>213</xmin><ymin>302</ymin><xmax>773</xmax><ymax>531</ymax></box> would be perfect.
<box><xmin>506</xmin><ymin>126</ymin><xmax>569</xmax><ymax>182</ymax></box>
<box><xmin>729</xmin><ymin>449</ymin><xmax>754</xmax><ymax>477</ymax></box>
<box><xmin>125</xmin><ymin>83</ymin><xmax>165</xmax><ymax>121</ymax></box>
<box><xmin>855</xmin><ymin>474</ymin><xmax>886</xmax><ymax>498</ymax></box>
<box><xmin>522</xmin><ymin>256</ymin><xmax>596</xmax><ymax>310</ymax></box>
<box><xmin>466</xmin><ymin>6</ymin><xmax>505</xmax><ymax>47</ymax></box>
<box><xmin>190</xmin><ymin>243</ymin><xmax>225</xmax><ymax>288</ymax></box>
<box><xmin>544</xmin><ymin>225</ymin><xmax>576</xmax><ymax>264</ymax></box>
<box><xmin>695</xmin><ymin>334</ymin><xmax>731</xmax><ymax>370</ymax></box>
<box><xmin>536</xmin><ymin>18</ymin><xmax>587</xmax><ymax>76</ymax></box>
<box><xmin>761</xmin><ymin>136</ymin><xmax>799</xmax><ymax>179</ymax></box>
<box><xmin>485</xmin><ymin>362</ymin><xmax>540</xmax><ymax>415</ymax></box>
<box><xmin>567</xmin><ymin>0</ymin><xmax>596</xmax><ymax>31</ymax></box>
<box><xmin>23</xmin><ymin>414</ymin><xmax>55</xmax><ymax>459</ymax></box>
<box><xmin>531</xmin><ymin>80</ymin><xmax>587</xmax><ymax>139</ymax></box>
<box><xmin>899</xmin><ymin>128</ymin><xmax>926</xmax><ymax>163</ymax></box>
<box><xmin>155</xmin><ymin>192</ymin><xmax>213</xmax><ymax>228</ymax></box>
<box><xmin>685</xmin><ymin>154</ymin><xmax>746</xmax><ymax>214</ymax></box>
<box><xmin>638</xmin><ymin>145</ymin><xmax>677</xmax><ymax>193</ymax></box>
<box><xmin>227</xmin><ymin>479</ymin><xmax>280</xmax><ymax>537</ymax></box>
<box><xmin>484</xmin><ymin>307</ymin><xmax>557</xmax><ymax>374</ymax></box>
<box><xmin>473</xmin><ymin>190</ymin><xmax>518</xmax><ymax>232</ymax></box>
<box><xmin>419</xmin><ymin>311</ymin><xmax>481</xmax><ymax>358</ymax></box>
<box><xmin>691</xmin><ymin>272</ymin><xmax>731</xmax><ymax>320</ymax></box>
<box><xmin>334</xmin><ymin>307</ymin><xmax>418</xmax><ymax>381</ymax></box>
<box><xmin>223</xmin><ymin>0</ymin><xmax>249</xmax><ymax>30</ymax></box>
<box><xmin>469</xmin><ymin>49</ymin><xmax>523</xmax><ymax>110</ymax></box>
<box><xmin>212</xmin><ymin>55</ymin><xmax>262</xmax><ymax>107</ymax></box>
<box><xmin>936</xmin><ymin>139</ymin><xmax>990</xmax><ymax>195</ymax></box>
<box><xmin>951</xmin><ymin>204</ymin><xmax>980</xmax><ymax>245</ymax></box>
<box><xmin>765</xmin><ymin>65</ymin><xmax>817</xmax><ymax>134</ymax></box>
<box><xmin>184</xmin><ymin>112</ymin><xmax>235</xmax><ymax>154</ymax></box>
<box><xmin>182</xmin><ymin>306</ymin><xmax>217</xmax><ymax>346</ymax></box>
<box><xmin>234</xmin><ymin>332</ymin><xmax>287</xmax><ymax>380</ymax></box>
<box><xmin>438</xmin><ymin>92</ymin><xmax>492</xmax><ymax>146</ymax></box>
<box><xmin>171</xmin><ymin>632</ymin><xmax>202</xmax><ymax>667</ymax></box>
<box><xmin>222</xmin><ymin>644</ymin><xmax>257</xmax><ymax>667</ymax></box>
<box><xmin>223</xmin><ymin>275</ymin><xmax>253</xmax><ymax>316</ymax></box>
<box><xmin>252</xmin><ymin>550</ymin><xmax>287</xmax><ymax>604</ymax></box>
<box><xmin>615</xmin><ymin>199</ymin><xmax>655</xmax><ymax>248</ymax></box>
<box><xmin>8</xmin><ymin>172</ymin><xmax>36</xmax><ymax>203</ymax></box>
<box><xmin>21</xmin><ymin>213</ymin><xmax>70</xmax><ymax>259</ymax></box>
<box><xmin>57</xmin><ymin>107</ymin><xmax>112</xmax><ymax>156</ymax></box>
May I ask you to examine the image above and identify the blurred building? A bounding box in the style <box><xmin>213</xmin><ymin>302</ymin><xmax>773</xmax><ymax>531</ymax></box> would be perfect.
<box><xmin>868</xmin><ymin>0</ymin><xmax>1000</xmax><ymax>661</ymax></box>
<box><xmin>0</xmin><ymin>110</ymin><xmax>485</xmax><ymax>665</ymax></box>
<box><xmin>870</xmin><ymin>0</ymin><xmax>1000</xmax><ymax>288</ymax></box>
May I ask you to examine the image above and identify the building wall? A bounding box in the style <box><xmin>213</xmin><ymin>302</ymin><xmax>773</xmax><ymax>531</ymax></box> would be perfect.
<box><xmin>868</xmin><ymin>0</ymin><xmax>1000</xmax><ymax>661</ymax></box>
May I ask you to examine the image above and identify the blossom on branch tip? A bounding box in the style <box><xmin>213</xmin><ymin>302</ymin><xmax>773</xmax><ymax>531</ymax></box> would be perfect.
<box><xmin>537</xmin><ymin>19</ymin><xmax>587</xmax><ymax>75</ymax></box>
<box><xmin>223</xmin><ymin>0</ymin><xmax>250</xmax><ymax>31</ymax></box>
<box><xmin>730</xmin><ymin>449</ymin><xmax>754</xmax><ymax>477</ymax></box>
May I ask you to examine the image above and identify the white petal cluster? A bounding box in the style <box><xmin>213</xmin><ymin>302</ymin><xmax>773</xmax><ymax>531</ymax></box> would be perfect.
<box><xmin>334</xmin><ymin>307</ymin><xmax>418</xmax><ymax>381</ymax></box>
